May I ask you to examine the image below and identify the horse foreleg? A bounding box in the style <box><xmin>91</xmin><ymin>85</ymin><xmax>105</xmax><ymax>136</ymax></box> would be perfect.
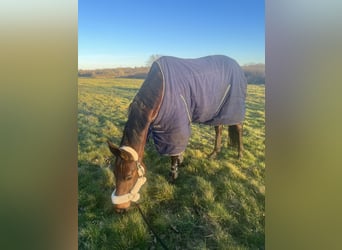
<box><xmin>169</xmin><ymin>153</ymin><xmax>183</xmax><ymax>182</ymax></box>
<box><xmin>208</xmin><ymin>125</ymin><xmax>222</xmax><ymax>159</ymax></box>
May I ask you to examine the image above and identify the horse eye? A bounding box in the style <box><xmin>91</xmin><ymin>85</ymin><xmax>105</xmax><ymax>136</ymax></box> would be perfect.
<box><xmin>125</xmin><ymin>175</ymin><xmax>133</xmax><ymax>181</ymax></box>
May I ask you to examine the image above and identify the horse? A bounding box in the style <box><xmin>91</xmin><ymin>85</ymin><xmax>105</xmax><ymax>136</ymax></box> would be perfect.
<box><xmin>107</xmin><ymin>55</ymin><xmax>247</xmax><ymax>213</ymax></box>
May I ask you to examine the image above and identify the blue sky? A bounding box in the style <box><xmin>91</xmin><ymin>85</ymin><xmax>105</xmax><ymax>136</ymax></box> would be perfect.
<box><xmin>79</xmin><ymin>0</ymin><xmax>264</xmax><ymax>69</ymax></box>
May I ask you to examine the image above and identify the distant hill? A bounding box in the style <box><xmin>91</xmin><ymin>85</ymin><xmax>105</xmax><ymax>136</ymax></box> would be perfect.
<box><xmin>79</xmin><ymin>63</ymin><xmax>265</xmax><ymax>84</ymax></box>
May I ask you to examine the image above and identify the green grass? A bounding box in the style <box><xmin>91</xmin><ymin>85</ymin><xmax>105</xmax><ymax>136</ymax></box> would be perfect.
<box><xmin>78</xmin><ymin>77</ymin><xmax>265</xmax><ymax>249</ymax></box>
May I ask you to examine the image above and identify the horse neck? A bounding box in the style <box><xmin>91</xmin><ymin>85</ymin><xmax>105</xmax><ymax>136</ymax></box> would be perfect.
<box><xmin>120</xmin><ymin>104</ymin><xmax>151</xmax><ymax>160</ymax></box>
<box><xmin>120</xmin><ymin>63</ymin><xmax>164</xmax><ymax>160</ymax></box>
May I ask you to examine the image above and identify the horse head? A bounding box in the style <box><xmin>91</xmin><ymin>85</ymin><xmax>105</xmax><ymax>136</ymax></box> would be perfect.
<box><xmin>107</xmin><ymin>140</ymin><xmax>146</xmax><ymax>213</ymax></box>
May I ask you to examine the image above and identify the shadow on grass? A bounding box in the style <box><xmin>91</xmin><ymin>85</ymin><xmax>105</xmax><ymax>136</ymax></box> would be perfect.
<box><xmin>137</xmin><ymin>148</ymin><xmax>265</xmax><ymax>249</ymax></box>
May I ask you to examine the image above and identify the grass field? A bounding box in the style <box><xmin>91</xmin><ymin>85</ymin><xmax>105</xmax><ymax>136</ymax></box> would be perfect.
<box><xmin>78</xmin><ymin>77</ymin><xmax>265</xmax><ymax>249</ymax></box>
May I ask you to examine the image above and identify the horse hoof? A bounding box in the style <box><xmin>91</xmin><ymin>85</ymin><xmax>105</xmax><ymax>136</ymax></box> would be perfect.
<box><xmin>168</xmin><ymin>171</ymin><xmax>178</xmax><ymax>183</ymax></box>
<box><xmin>169</xmin><ymin>171</ymin><xmax>178</xmax><ymax>179</ymax></box>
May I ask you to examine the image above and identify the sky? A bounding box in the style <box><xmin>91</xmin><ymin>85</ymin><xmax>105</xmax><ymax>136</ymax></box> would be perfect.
<box><xmin>78</xmin><ymin>0</ymin><xmax>264</xmax><ymax>69</ymax></box>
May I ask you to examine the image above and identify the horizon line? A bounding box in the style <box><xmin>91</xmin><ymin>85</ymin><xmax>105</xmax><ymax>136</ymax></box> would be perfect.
<box><xmin>78</xmin><ymin>62</ymin><xmax>265</xmax><ymax>71</ymax></box>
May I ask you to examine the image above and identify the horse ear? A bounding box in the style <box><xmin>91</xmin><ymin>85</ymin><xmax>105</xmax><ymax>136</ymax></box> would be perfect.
<box><xmin>119</xmin><ymin>149</ymin><xmax>136</xmax><ymax>162</ymax></box>
<box><xmin>107</xmin><ymin>140</ymin><xmax>135</xmax><ymax>161</ymax></box>
<box><xmin>107</xmin><ymin>140</ymin><xmax>121</xmax><ymax>157</ymax></box>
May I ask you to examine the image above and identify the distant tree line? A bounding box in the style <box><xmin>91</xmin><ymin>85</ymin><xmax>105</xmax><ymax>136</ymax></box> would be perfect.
<box><xmin>79</xmin><ymin>62</ymin><xmax>265</xmax><ymax>84</ymax></box>
<box><xmin>242</xmin><ymin>63</ymin><xmax>265</xmax><ymax>84</ymax></box>
<box><xmin>78</xmin><ymin>67</ymin><xmax>149</xmax><ymax>79</ymax></box>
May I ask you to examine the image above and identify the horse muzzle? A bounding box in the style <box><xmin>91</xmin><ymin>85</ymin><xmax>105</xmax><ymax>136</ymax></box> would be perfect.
<box><xmin>111</xmin><ymin>176</ymin><xmax>147</xmax><ymax>213</ymax></box>
<box><xmin>114</xmin><ymin>201</ymin><xmax>131</xmax><ymax>213</ymax></box>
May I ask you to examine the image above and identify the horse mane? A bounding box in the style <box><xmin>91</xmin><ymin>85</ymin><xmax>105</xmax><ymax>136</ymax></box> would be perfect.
<box><xmin>121</xmin><ymin>63</ymin><xmax>163</xmax><ymax>146</ymax></box>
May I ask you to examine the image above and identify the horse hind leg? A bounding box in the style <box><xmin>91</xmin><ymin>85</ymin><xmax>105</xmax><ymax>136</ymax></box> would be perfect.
<box><xmin>228</xmin><ymin>123</ymin><xmax>244</xmax><ymax>159</ymax></box>
<box><xmin>208</xmin><ymin>125</ymin><xmax>223</xmax><ymax>159</ymax></box>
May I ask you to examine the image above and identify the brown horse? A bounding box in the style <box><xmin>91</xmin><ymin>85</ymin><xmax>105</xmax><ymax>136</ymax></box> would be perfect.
<box><xmin>108</xmin><ymin>55</ymin><xmax>247</xmax><ymax>212</ymax></box>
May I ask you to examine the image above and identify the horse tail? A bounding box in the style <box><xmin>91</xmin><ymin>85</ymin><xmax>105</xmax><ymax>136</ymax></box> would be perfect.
<box><xmin>228</xmin><ymin>125</ymin><xmax>239</xmax><ymax>148</ymax></box>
